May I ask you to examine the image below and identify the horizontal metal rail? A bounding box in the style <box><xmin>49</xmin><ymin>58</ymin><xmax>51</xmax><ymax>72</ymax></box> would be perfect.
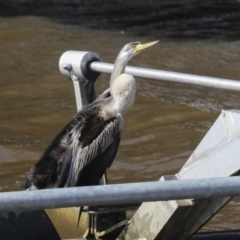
<box><xmin>1</xmin><ymin>176</ymin><xmax>240</xmax><ymax>213</ymax></box>
<box><xmin>90</xmin><ymin>61</ymin><xmax>240</xmax><ymax>91</ymax></box>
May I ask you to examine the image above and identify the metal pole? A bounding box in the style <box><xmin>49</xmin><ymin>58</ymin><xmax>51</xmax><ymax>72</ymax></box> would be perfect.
<box><xmin>1</xmin><ymin>176</ymin><xmax>240</xmax><ymax>213</ymax></box>
<box><xmin>90</xmin><ymin>61</ymin><xmax>240</xmax><ymax>91</ymax></box>
<box><xmin>71</xmin><ymin>75</ymin><xmax>83</xmax><ymax>111</ymax></box>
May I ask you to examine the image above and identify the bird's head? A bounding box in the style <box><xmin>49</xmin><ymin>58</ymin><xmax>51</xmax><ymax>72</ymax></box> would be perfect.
<box><xmin>110</xmin><ymin>40</ymin><xmax>158</xmax><ymax>90</ymax></box>
<box><xmin>117</xmin><ymin>40</ymin><xmax>159</xmax><ymax>62</ymax></box>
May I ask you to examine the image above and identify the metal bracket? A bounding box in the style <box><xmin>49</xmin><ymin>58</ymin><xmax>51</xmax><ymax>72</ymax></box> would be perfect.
<box><xmin>83</xmin><ymin>210</ymin><xmax>127</xmax><ymax>239</ymax></box>
<box><xmin>59</xmin><ymin>50</ymin><xmax>101</xmax><ymax>110</ymax></box>
<box><xmin>82</xmin><ymin>205</ymin><xmax>141</xmax><ymax>239</ymax></box>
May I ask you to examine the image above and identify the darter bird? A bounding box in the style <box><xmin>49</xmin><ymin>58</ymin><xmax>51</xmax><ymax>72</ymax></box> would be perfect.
<box><xmin>24</xmin><ymin>41</ymin><xmax>158</xmax><ymax>223</ymax></box>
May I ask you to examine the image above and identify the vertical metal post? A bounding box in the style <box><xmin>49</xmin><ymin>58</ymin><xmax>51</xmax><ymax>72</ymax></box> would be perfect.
<box><xmin>71</xmin><ymin>75</ymin><xmax>84</xmax><ymax>111</ymax></box>
<box><xmin>70</xmin><ymin>74</ymin><xmax>97</xmax><ymax>111</ymax></box>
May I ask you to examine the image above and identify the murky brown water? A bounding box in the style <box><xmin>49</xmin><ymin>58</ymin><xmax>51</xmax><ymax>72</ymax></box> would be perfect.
<box><xmin>1</xmin><ymin>16</ymin><xmax>240</xmax><ymax>235</ymax></box>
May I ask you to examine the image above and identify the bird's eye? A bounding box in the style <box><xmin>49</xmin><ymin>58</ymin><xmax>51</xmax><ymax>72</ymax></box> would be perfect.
<box><xmin>131</xmin><ymin>42</ymin><xmax>140</xmax><ymax>48</ymax></box>
<box><xmin>130</xmin><ymin>42</ymin><xmax>141</xmax><ymax>51</ymax></box>
<box><xmin>125</xmin><ymin>42</ymin><xmax>141</xmax><ymax>52</ymax></box>
<box><xmin>131</xmin><ymin>44</ymin><xmax>137</xmax><ymax>49</ymax></box>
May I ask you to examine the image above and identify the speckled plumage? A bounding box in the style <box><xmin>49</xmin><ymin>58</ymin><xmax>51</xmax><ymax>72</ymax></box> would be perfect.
<box><xmin>24</xmin><ymin>41</ymin><xmax>157</xmax><ymax>194</ymax></box>
<box><xmin>24</xmin><ymin>100</ymin><xmax>123</xmax><ymax>190</ymax></box>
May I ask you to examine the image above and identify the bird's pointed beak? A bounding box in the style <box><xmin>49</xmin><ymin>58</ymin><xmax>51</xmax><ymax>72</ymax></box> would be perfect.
<box><xmin>134</xmin><ymin>40</ymin><xmax>159</xmax><ymax>52</ymax></box>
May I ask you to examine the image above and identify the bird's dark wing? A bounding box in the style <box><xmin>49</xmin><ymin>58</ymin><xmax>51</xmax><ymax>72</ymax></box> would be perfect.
<box><xmin>57</xmin><ymin>113</ymin><xmax>123</xmax><ymax>188</ymax></box>
<box><xmin>56</xmin><ymin>120</ymin><xmax>83</xmax><ymax>188</ymax></box>
<box><xmin>24</xmin><ymin>117</ymin><xmax>79</xmax><ymax>190</ymax></box>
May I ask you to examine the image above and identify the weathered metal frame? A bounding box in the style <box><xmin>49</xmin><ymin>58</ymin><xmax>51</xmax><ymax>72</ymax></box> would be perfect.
<box><xmin>119</xmin><ymin>109</ymin><xmax>240</xmax><ymax>240</ymax></box>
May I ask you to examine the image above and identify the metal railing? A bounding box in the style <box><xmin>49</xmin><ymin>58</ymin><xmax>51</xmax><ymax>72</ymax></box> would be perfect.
<box><xmin>90</xmin><ymin>61</ymin><xmax>240</xmax><ymax>91</ymax></box>
<box><xmin>1</xmin><ymin>176</ymin><xmax>240</xmax><ymax>213</ymax></box>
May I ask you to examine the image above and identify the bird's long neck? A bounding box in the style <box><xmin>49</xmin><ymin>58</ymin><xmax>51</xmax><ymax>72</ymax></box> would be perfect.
<box><xmin>110</xmin><ymin>55</ymin><xmax>127</xmax><ymax>89</ymax></box>
<box><xmin>102</xmin><ymin>73</ymin><xmax>136</xmax><ymax>119</ymax></box>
